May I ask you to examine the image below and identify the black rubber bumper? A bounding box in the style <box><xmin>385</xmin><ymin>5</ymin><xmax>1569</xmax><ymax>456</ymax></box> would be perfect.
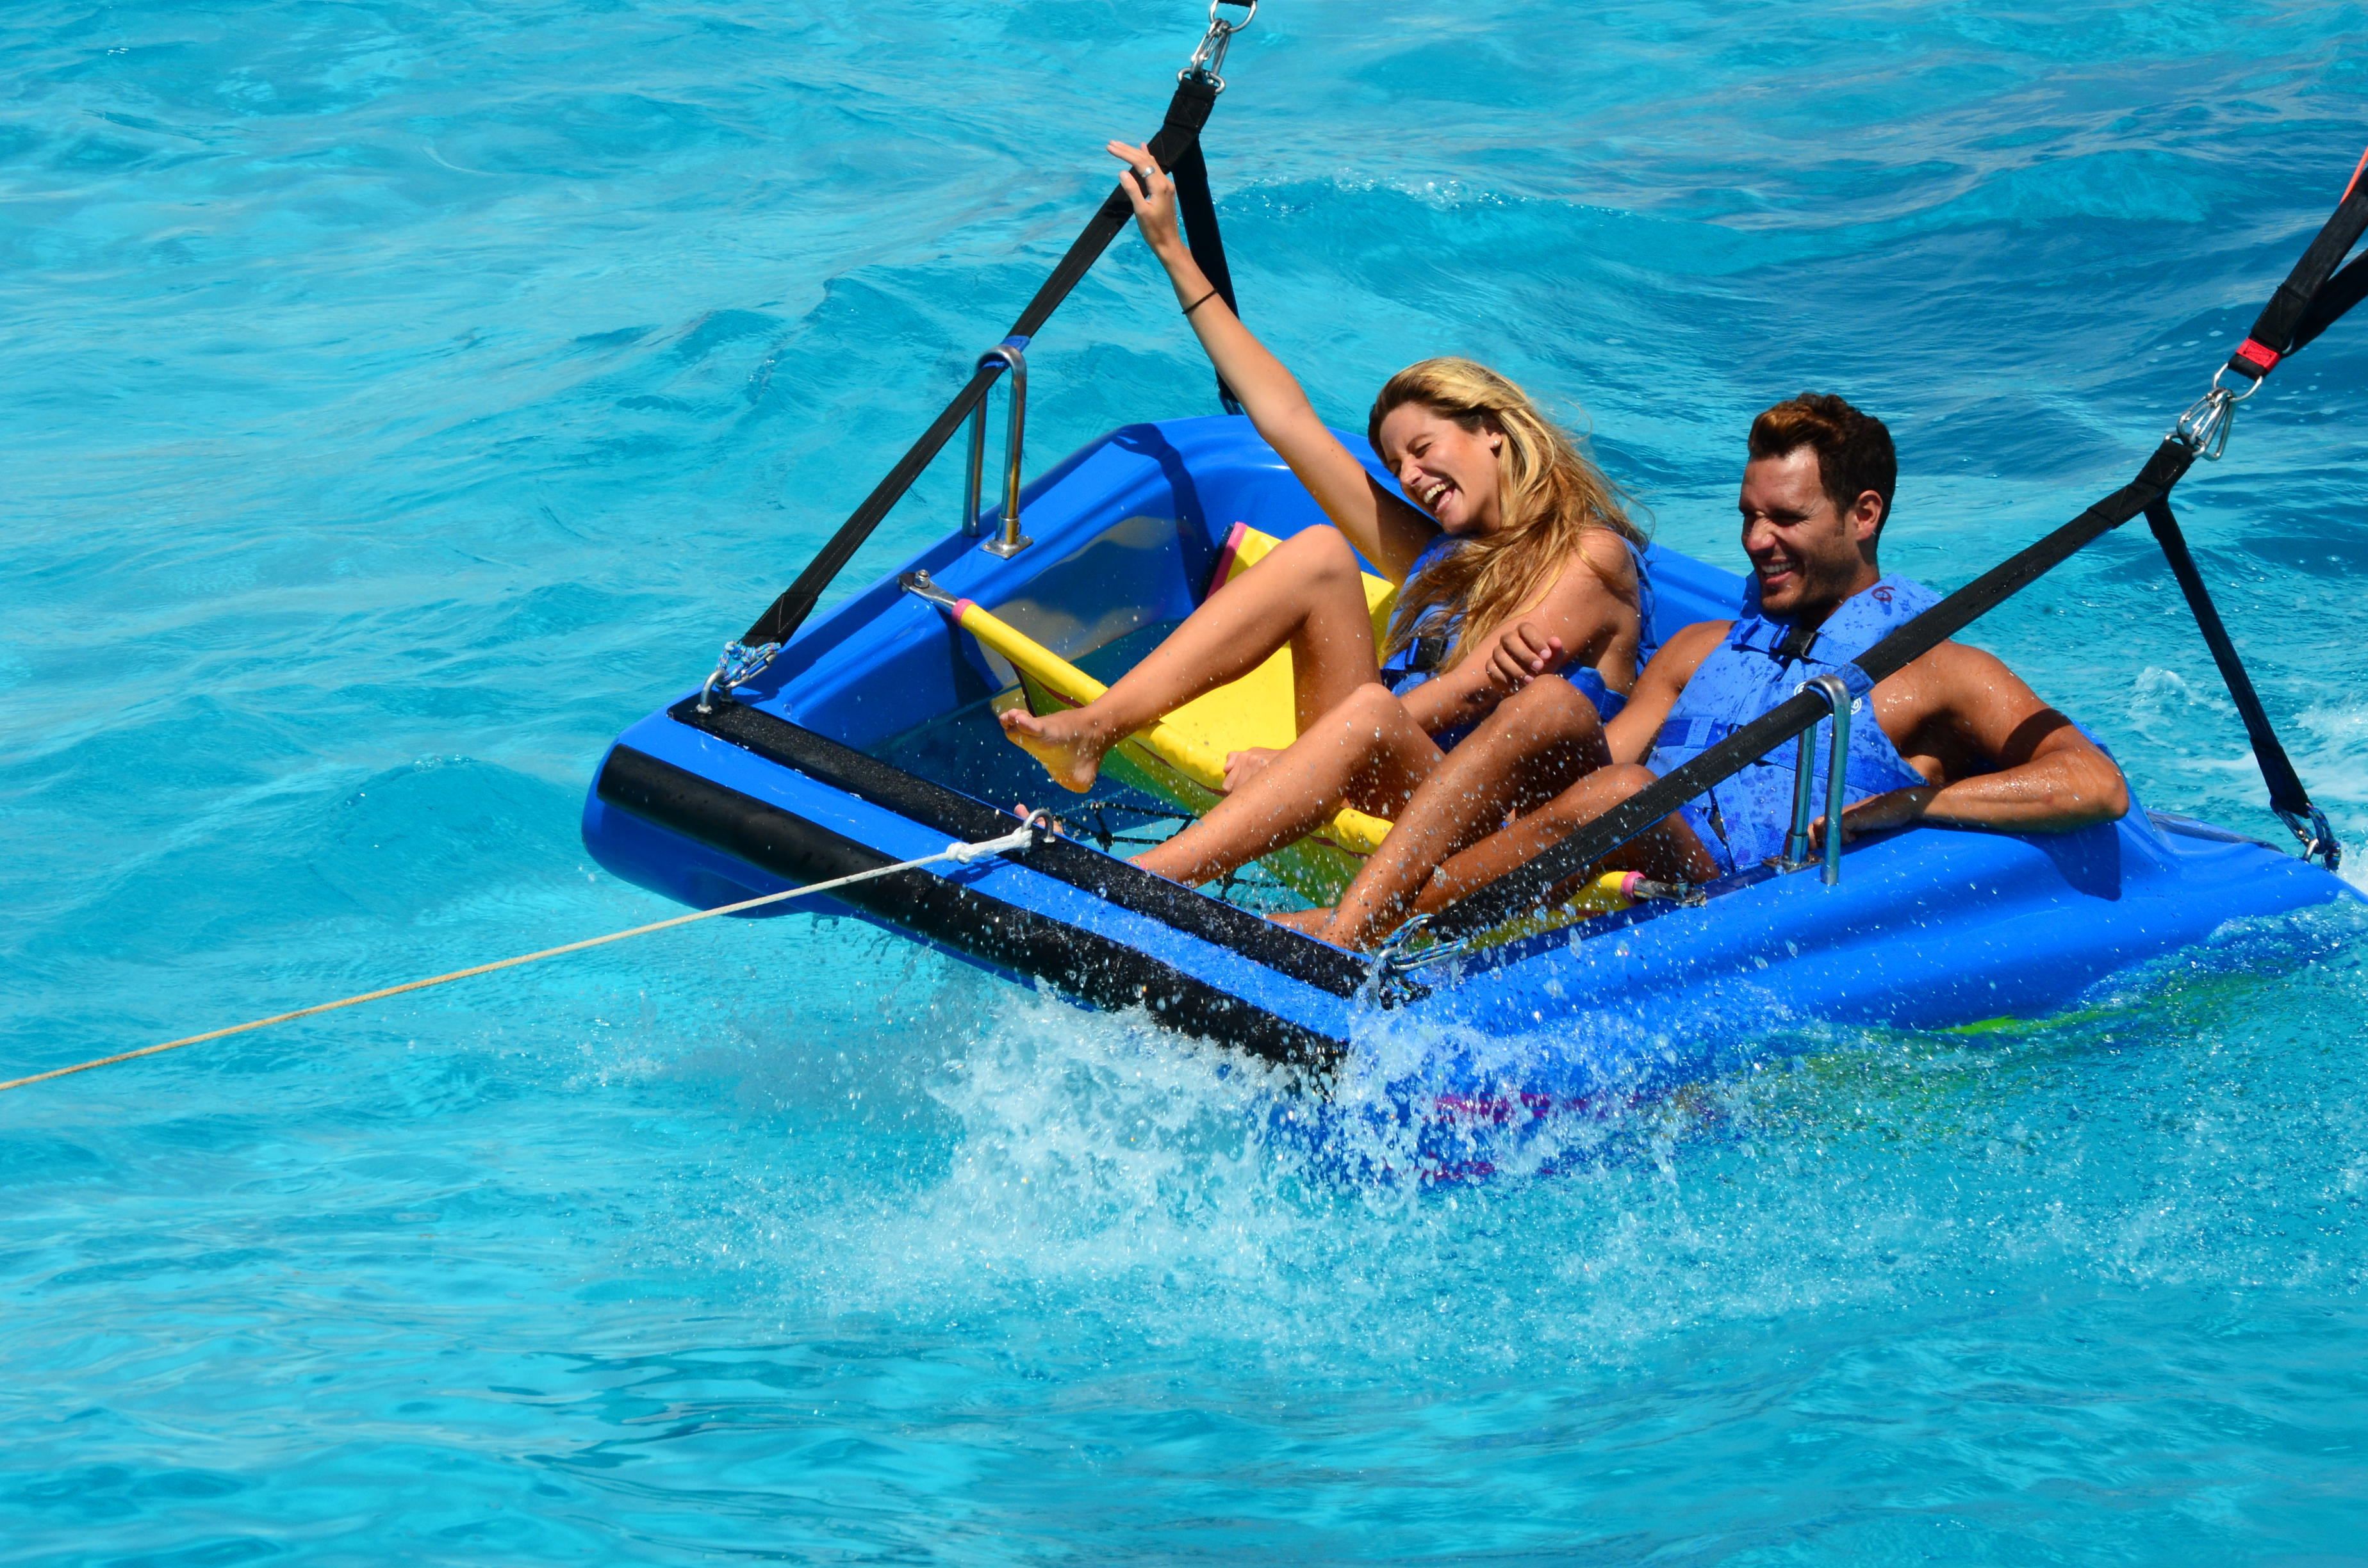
<box><xmin>596</xmin><ymin>742</ymin><xmax>1346</xmax><ymax>1068</ymax></box>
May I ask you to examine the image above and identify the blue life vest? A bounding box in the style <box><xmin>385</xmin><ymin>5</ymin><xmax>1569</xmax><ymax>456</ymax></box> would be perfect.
<box><xmin>1380</xmin><ymin>534</ymin><xmax>1657</xmax><ymax>740</ymax></box>
<box><xmin>1645</xmin><ymin>574</ymin><xmax>1939</xmax><ymax>874</ymax></box>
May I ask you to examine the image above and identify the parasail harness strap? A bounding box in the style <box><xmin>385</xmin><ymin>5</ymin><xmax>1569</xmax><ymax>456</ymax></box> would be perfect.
<box><xmin>741</xmin><ymin>4</ymin><xmax>1254</xmax><ymax>649</ymax></box>
<box><xmin>1171</xmin><ymin>136</ymin><xmax>1244</xmax><ymax>413</ymax></box>
<box><xmin>1424</xmin><ymin>146</ymin><xmax>2368</xmax><ymax>947</ymax></box>
<box><xmin>2143</xmin><ymin>498</ymin><xmax>2335</xmax><ymax>863</ymax></box>
<box><xmin>2220</xmin><ymin>147</ymin><xmax>2368</xmax><ymax>383</ymax></box>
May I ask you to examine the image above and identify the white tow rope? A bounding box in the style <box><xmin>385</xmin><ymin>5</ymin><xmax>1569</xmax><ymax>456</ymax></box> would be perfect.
<box><xmin>0</xmin><ymin>818</ymin><xmax>1046</xmax><ymax>1096</ymax></box>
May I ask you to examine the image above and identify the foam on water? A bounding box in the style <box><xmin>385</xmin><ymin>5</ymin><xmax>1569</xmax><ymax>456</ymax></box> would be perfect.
<box><xmin>6</xmin><ymin>0</ymin><xmax>2368</xmax><ymax>1560</ymax></box>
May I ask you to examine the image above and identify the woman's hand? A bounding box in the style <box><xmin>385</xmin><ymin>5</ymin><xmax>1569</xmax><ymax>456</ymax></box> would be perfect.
<box><xmin>1483</xmin><ymin>620</ymin><xmax>1567</xmax><ymax>692</ymax></box>
<box><xmin>1093</xmin><ymin>137</ymin><xmax>1438</xmax><ymax>584</ymax></box>
<box><xmin>1222</xmin><ymin>746</ymin><xmax>1281</xmax><ymax>794</ymax></box>
<box><xmin>1106</xmin><ymin>139</ymin><xmax>1185</xmax><ymax>257</ymax></box>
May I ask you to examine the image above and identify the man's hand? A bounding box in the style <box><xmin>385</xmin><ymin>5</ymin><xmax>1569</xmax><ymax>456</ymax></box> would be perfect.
<box><xmin>1811</xmin><ymin>785</ymin><xmax>1940</xmax><ymax>849</ymax></box>
<box><xmin>1483</xmin><ymin>620</ymin><xmax>1566</xmax><ymax>692</ymax></box>
<box><xmin>1222</xmin><ymin>747</ymin><xmax>1280</xmax><ymax>794</ymax></box>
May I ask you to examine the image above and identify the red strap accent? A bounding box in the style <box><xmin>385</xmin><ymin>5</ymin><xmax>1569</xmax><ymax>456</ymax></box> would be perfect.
<box><xmin>2347</xmin><ymin>145</ymin><xmax>2368</xmax><ymax>204</ymax></box>
<box><xmin>2233</xmin><ymin>337</ymin><xmax>2282</xmax><ymax>373</ymax></box>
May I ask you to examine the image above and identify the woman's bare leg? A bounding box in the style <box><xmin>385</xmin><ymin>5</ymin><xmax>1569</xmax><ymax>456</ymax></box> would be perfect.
<box><xmin>1000</xmin><ymin>525</ymin><xmax>1385</xmax><ymax>791</ymax></box>
<box><xmin>1133</xmin><ymin>683</ymin><xmax>1441</xmax><ymax>886</ymax></box>
<box><xmin>1320</xmin><ymin>680</ymin><xmax>1609</xmax><ymax>951</ymax></box>
<box><xmin>1333</xmin><ymin>764</ymin><xmax>1721</xmax><ymax>949</ymax></box>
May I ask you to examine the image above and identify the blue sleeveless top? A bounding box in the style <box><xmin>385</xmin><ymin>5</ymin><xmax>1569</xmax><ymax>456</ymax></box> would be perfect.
<box><xmin>1379</xmin><ymin>532</ymin><xmax>1657</xmax><ymax>746</ymax></box>
<box><xmin>1645</xmin><ymin>574</ymin><xmax>1939</xmax><ymax>875</ymax></box>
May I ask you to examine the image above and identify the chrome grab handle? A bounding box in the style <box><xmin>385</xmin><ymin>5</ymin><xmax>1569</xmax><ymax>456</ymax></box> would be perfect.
<box><xmin>1813</xmin><ymin>674</ymin><xmax>1851</xmax><ymax>886</ymax></box>
<box><xmin>964</xmin><ymin>341</ymin><xmax>1032</xmax><ymax>558</ymax></box>
<box><xmin>1782</xmin><ymin>726</ymin><xmax>1818</xmax><ymax>867</ymax></box>
<box><xmin>1780</xmin><ymin>675</ymin><xmax>1854</xmax><ymax>886</ymax></box>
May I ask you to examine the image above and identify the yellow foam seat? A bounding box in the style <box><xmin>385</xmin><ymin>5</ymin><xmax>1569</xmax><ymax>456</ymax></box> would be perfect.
<box><xmin>937</xmin><ymin>527</ymin><xmax>1377</xmax><ymax>902</ymax></box>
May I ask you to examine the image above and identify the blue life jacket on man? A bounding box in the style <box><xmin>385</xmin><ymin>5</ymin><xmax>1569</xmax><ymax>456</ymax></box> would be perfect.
<box><xmin>1380</xmin><ymin>534</ymin><xmax>1657</xmax><ymax>747</ymax></box>
<box><xmin>1645</xmin><ymin>573</ymin><xmax>1940</xmax><ymax>875</ymax></box>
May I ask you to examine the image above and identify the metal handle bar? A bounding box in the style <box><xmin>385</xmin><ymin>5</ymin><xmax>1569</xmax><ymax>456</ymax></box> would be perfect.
<box><xmin>1779</xmin><ymin>676</ymin><xmax>1852</xmax><ymax>885</ymax></box>
<box><xmin>964</xmin><ymin>342</ymin><xmax>1032</xmax><ymax>559</ymax></box>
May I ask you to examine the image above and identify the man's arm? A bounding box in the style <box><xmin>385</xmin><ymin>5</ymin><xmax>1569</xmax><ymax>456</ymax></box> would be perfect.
<box><xmin>1835</xmin><ymin>643</ymin><xmax>2129</xmax><ymax>841</ymax></box>
<box><xmin>1602</xmin><ymin>621</ymin><xmax>1729</xmax><ymax>766</ymax></box>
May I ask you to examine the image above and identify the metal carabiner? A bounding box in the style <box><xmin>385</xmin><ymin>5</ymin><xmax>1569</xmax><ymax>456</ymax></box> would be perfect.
<box><xmin>1181</xmin><ymin>0</ymin><xmax>1256</xmax><ymax>90</ymax></box>
<box><xmin>2173</xmin><ymin>357</ymin><xmax>2268</xmax><ymax>462</ymax></box>
<box><xmin>2171</xmin><ymin>387</ymin><xmax>2235</xmax><ymax>461</ymax></box>
<box><xmin>695</xmin><ymin>639</ymin><xmax>782</xmax><ymax>714</ymax></box>
<box><xmin>2278</xmin><ymin>803</ymin><xmax>2342</xmax><ymax>871</ymax></box>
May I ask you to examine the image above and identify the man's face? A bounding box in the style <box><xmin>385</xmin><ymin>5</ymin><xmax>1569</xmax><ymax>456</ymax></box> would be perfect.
<box><xmin>1736</xmin><ymin>446</ymin><xmax>1882</xmax><ymax>620</ymax></box>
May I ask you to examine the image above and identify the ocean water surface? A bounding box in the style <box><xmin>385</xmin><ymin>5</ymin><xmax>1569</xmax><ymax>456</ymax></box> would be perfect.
<box><xmin>6</xmin><ymin>0</ymin><xmax>2368</xmax><ymax>1560</ymax></box>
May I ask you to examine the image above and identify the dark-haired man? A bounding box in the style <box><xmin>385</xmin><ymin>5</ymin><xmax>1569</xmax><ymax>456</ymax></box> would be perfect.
<box><xmin>1315</xmin><ymin>392</ymin><xmax>2131</xmax><ymax>950</ymax></box>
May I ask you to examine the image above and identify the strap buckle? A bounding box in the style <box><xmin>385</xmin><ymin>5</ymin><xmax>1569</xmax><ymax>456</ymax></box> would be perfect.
<box><xmin>1181</xmin><ymin>0</ymin><xmax>1256</xmax><ymax>90</ymax></box>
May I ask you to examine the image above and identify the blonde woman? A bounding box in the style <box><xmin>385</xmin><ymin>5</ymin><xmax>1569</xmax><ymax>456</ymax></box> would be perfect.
<box><xmin>1000</xmin><ymin>138</ymin><xmax>1652</xmax><ymax>890</ymax></box>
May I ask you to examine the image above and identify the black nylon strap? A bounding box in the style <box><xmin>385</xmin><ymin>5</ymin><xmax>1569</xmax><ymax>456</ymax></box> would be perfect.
<box><xmin>2143</xmin><ymin>500</ymin><xmax>2335</xmax><ymax>865</ymax></box>
<box><xmin>741</xmin><ymin>74</ymin><xmax>1222</xmax><ymax>648</ymax></box>
<box><xmin>1425</xmin><ymin>437</ymin><xmax>2200</xmax><ymax>943</ymax></box>
<box><xmin>2226</xmin><ymin>148</ymin><xmax>2368</xmax><ymax>380</ymax></box>
<box><xmin>1168</xmin><ymin>138</ymin><xmax>1243</xmax><ymax>414</ymax></box>
<box><xmin>2290</xmin><ymin>250</ymin><xmax>2368</xmax><ymax>358</ymax></box>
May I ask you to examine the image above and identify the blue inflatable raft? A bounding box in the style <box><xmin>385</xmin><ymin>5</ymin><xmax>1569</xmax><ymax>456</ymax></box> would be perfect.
<box><xmin>582</xmin><ymin>414</ymin><xmax>2357</xmax><ymax>1088</ymax></box>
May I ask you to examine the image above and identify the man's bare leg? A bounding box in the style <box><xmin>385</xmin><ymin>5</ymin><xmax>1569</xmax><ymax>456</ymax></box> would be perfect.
<box><xmin>1133</xmin><ymin>683</ymin><xmax>1441</xmax><ymax>886</ymax></box>
<box><xmin>1320</xmin><ymin>679</ymin><xmax>1611</xmax><ymax>951</ymax></box>
<box><xmin>1331</xmin><ymin>764</ymin><xmax>1722</xmax><ymax>949</ymax></box>
<box><xmin>999</xmin><ymin>525</ymin><xmax>1385</xmax><ymax>791</ymax></box>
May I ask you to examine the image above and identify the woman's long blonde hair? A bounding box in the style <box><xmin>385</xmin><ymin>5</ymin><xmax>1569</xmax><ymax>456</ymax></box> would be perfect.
<box><xmin>1368</xmin><ymin>358</ymin><xmax>1645</xmax><ymax>665</ymax></box>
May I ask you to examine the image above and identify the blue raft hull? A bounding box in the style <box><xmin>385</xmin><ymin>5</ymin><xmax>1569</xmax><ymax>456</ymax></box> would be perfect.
<box><xmin>583</xmin><ymin>416</ymin><xmax>2356</xmax><ymax>1088</ymax></box>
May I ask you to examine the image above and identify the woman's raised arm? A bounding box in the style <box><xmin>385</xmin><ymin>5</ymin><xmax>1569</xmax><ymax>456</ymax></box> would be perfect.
<box><xmin>1106</xmin><ymin>139</ymin><xmax>1437</xmax><ymax>583</ymax></box>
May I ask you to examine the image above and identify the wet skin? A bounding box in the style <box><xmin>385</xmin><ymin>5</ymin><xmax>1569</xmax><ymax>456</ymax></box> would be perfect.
<box><xmin>1315</xmin><ymin>443</ymin><xmax>2131</xmax><ymax>951</ymax></box>
<box><xmin>1001</xmin><ymin>135</ymin><xmax>1642</xmax><ymax>899</ymax></box>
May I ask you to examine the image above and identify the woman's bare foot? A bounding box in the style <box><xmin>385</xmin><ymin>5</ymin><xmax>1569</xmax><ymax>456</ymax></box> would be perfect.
<box><xmin>1267</xmin><ymin>906</ymin><xmax>1335</xmax><ymax>934</ymax></box>
<box><xmin>999</xmin><ymin>703</ymin><xmax>1121</xmax><ymax>794</ymax></box>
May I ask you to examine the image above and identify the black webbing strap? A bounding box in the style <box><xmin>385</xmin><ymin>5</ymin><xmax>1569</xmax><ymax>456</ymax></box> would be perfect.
<box><xmin>741</xmin><ymin>74</ymin><xmax>1223</xmax><ymax>648</ymax></box>
<box><xmin>2222</xmin><ymin>146</ymin><xmax>2368</xmax><ymax>382</ymax></box>
<box><xmin>1424</xmin><ymin>437</ymin><xmax>2201</xmax><ymax>944</ymax></box>
<box><xmin>2144</xmin><ymin>499</ymin><xmax>2338</xmax><ymax>866</ymax></box>
<box><xmin>1168</xmin><ymin>139</ymin><xmax>1243</xmax><ymax>414</ymax></box>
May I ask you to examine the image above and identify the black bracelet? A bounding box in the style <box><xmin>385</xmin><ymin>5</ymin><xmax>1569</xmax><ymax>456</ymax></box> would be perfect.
<box><xmin>1181</xmin><ymin>288</ymin><xmax>1221</xmax><ymax>318</ymax></box>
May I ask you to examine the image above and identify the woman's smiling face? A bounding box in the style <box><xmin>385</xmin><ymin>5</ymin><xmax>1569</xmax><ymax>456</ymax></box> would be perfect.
<box><xmin>1376</xmin><ymin>402</ymin><xmax>1505</xmax><ymax>535</ymax></box>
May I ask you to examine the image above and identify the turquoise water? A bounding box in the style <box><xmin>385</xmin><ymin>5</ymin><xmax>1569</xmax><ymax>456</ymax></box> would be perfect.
<box><xmin>7</xmin><ymin>0</ymin><xmax>2368</xmax><ymax>1558</ymax></box>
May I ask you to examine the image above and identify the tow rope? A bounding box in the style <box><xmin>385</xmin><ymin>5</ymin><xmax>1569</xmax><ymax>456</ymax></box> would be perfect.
<box><xmin>0</xmin><ymin>818</ymin><xmax>1049</xmax><ymax>1096</ymax></box>
<box><xmin>1426</xmin><ymin>145</ymin><xmax>2368</xmax><ymax>947</ymax></box>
